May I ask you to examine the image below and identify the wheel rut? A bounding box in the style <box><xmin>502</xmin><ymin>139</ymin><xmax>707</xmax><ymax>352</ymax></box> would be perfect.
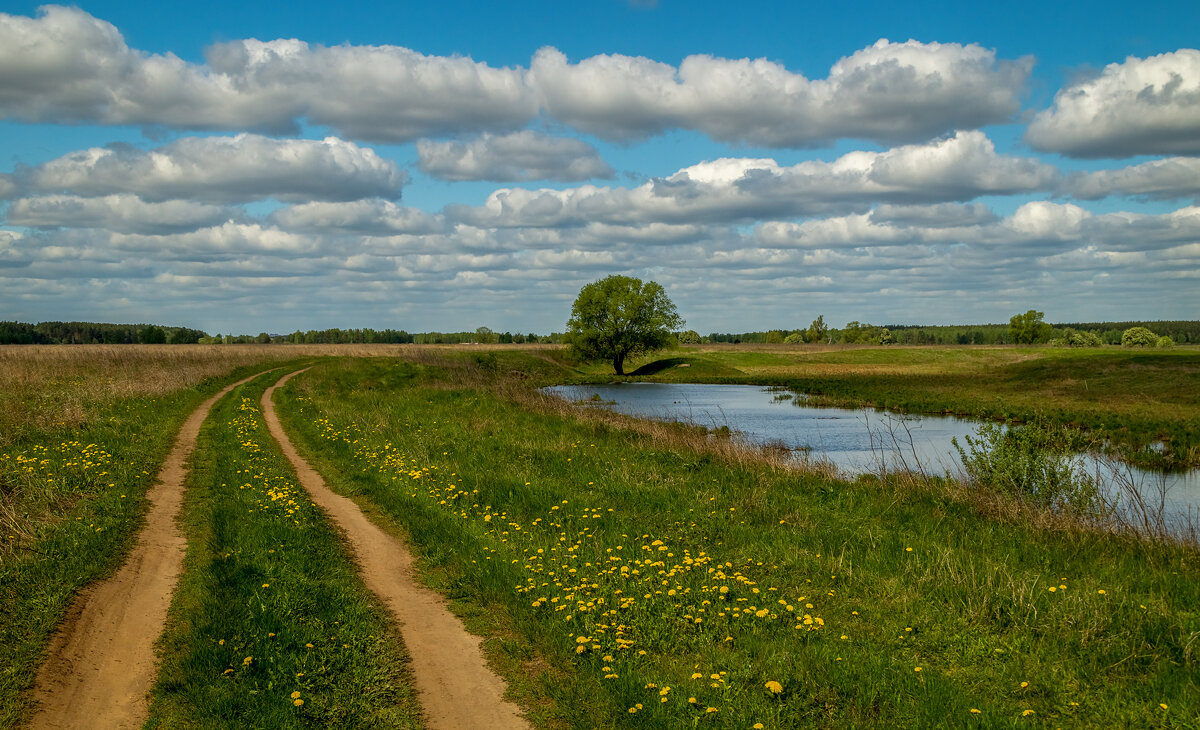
<box><xmin>260</xmin><ymin>369</ymin><xmax>529</xmax><ymax>730</ymax></box>
<box><xmin>28</xmin><ymin>372</ymin><xmax>265</xmax><ymax>730</ymax></box>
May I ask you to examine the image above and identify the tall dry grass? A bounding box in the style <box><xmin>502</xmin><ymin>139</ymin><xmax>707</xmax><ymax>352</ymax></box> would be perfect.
<box><xmin>0</xmin><ymin>344</ymin><xmax>559</xmax><ymax>445</ymax></box>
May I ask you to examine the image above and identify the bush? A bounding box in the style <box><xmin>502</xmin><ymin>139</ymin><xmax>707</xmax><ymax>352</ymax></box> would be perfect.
<box><xmin>1050</xmin><ymin>328</ymin><xmax>1103</xmax><ymax>347</ymax></box>
<box><xmin>1156</xmin><ymin>335</ymin><xmax>1174</xmax><ymax>348</ymax></box>
<box><xmin>953</xmin><ymin>421</ymin><xmax>1102</xmax><ymax>514</ymax></box>
<box><xmin>1121</xmin><ymin>326</ymin><xmax>1158</xmax><ymax>347</ymax></box>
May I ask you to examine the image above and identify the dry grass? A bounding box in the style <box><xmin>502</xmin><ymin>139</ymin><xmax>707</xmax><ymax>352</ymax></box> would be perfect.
<box><xmin>0</xmin><ymin>344</ymin><xmax>560</xmax><ymax>445</ymax></box>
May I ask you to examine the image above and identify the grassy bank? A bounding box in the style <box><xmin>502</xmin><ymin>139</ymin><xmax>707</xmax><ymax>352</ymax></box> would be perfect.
<box><xmin>565</xmin><ymin>344</ymin><xmax>1200</xmax><ymax>469</ymax></box>
<box><xmin>146</xmin><ymin>373</ymin><xmax>421</xmax><ymax>728</ymax></box>
<box><xmin>274</xmin><ymin>354</ymin><xmax>1199</xmax><ymax>729</ymax></box>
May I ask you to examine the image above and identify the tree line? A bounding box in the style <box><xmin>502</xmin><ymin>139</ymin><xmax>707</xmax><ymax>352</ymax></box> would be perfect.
<box><xmin>698</xmin><ymin>318</ymin><xmax>1199</xmax><ymax>346</ymax></box>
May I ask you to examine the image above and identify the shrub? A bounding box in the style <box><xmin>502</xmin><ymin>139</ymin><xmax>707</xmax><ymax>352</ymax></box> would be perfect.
<box><xmin>1121</xmin><ymin>326</ymin><xmax>1158</xmax><ymax>347</ymax></box>
<box><xmin>1156</xmin><ymin>335</ymin><xmax>1174</xmax><ymax>348</ymax></box>
<box><xmin>953</xmin><ymin>421</ymin><xmax>1102</xmax><ymax>515</ymax></box>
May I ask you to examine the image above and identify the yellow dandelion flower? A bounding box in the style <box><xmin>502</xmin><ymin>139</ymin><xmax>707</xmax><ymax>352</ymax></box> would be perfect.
<box><xmin>1022</xmin><ymin>709</ymin><xmax>1035</xmax><ymax>716</ymax></box>
<box><xmin>291</xmin><ymin>691</ymin><xmax>301</xmax><ymax>699</ymax></box>
<box><xmin>970</xmin><ymin>708</ymin><xmax>981</xmax><ymax>714</ymax></box>
<box><xmin>293</xmin><ymin>699</ymin><xmax>304</xmax><ymax>707</ymax></box>
<box><xmin>914</xmin><ymin>667</ymin><xmax>922</xmax><ymax>672</ymax></box>
<box><xmin>1160</xmin><ymin>703</ymin><xmax>1168</xmax><ymax>710</ymax></box>
<box><xmin>764</xmin><ymin>680</ymin><xmax>783</xmax><ymax>694</ymax></box>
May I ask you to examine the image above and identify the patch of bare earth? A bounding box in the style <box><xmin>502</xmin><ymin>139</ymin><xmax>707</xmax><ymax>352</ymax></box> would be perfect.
<box><xmin>261</xmin><ymin>370</ymin><xmax>528</xmax><ymax>730</ymax></box>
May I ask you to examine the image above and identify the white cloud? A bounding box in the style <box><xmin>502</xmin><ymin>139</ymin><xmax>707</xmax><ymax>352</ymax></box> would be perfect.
<box><xmin>7</xmin><ymin>194</ymin><xmax>236</xmax><ymax>234</ymax></box>
<box><xmin>1026</xmin><ymin>49</ymin><xmax>1200</xmax><ymax>157</ymax></box>
<box><xmin>0</xmin><ymin>173</ymin><xmax>17</xmax><ymax>199</ymax></box>
<box><xmin>452</xmin><ymin>132</ymin><xmax>1058</xmax><ymax>227</ymax></box>
<box><xmin>416</xmin><ymin>131</ymin><xmax>614</xmax><ymax>182</ymax></box>
<box><xmin>203</xmin><ymin>38</ymin><xmax>537</xmax><ymax>142</ymax></box>
<box><xmin>530</xmin><ymin>40</ymin><xmax>1031</xmax><ymax>146</ymax></box>
<box><xmin>269</xmin><ymin>199</ymin><xmax>444</xmax><ymax>235</ymax></box>
<box><xmin>30</xmin><ymin>134</ymin><xmax>404</xmax><ymax>203</ymax></box>
<box><xmin>0</xmin><ymin>9</ymin><xmax>1031</xmax><ymax>147</ymax></box>
<box><xmin>0</xmin><ymin>6</ymin><xmax>536</xmax><ymax>141</ymax></box>
<box><xmin>1066</xmin><ymin>157</ymin><xmax>1200</xmax><ymax>200</ymax></box>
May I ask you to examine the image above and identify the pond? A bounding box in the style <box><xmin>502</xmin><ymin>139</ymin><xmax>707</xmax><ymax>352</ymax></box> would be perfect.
<box><xmin>543</xmin><ymin>382</ymin><xmax>1200</xmax><ymax>533</ymax></box>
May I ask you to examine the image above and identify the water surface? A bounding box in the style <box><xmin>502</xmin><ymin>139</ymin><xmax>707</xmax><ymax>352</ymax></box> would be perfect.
<box><xmin>544</xmin><ymin>382</ymin><xmax>1200</xmax><ymax>531</ymax></box>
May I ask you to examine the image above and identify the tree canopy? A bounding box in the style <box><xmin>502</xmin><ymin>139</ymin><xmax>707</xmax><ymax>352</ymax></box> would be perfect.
<box><xmin>1009</xmin><ymin>309</ymin><xmax>1053</xmax><ymax>344</ymax></box>
<box><xmin>566</xmin><ymin>275</ymin><xmax>683</xmax><ymax>375</ymax></box>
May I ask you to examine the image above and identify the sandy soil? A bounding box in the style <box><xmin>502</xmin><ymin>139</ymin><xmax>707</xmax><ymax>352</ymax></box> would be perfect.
<box><xmin>261</xmin><ymin>369</ymin><xmax>528</xmax><ymax>730</ymax></box>
<box><xmin>28</xmin><ymin>373</ymin><xmax>265</xmax><ymax>730</ymax></box>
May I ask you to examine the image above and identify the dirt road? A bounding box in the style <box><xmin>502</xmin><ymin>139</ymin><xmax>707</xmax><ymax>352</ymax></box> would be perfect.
<box><xmin>29</xmin><ymin>372</ymin><xmax>267</xmax><ymax>730</ymax></box>
<box><xmin>261</xmin><ymin>369</ymin><xmax>528</xmax><ymax>730</ymax></box>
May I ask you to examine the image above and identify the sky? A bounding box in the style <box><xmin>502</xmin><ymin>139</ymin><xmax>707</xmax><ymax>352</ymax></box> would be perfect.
<box><xmin>0</xmin><ymin>1</ymin><xmax>1198</xmax><ymax>335</ymax></box>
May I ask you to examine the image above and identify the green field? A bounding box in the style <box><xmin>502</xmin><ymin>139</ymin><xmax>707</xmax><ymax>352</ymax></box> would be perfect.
<box><xmin>2</xmin><ymin>344</ymin><xmax>1198</xmax><ymax>728</ymax></box>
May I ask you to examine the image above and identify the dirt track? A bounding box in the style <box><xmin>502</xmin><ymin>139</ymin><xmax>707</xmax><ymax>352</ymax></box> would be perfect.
<box><xmin>261</xmin><ymin>369</ymin><xmax>528</xmax><ymax>730</ymax></box>
<box><xmin>28</xmin><ymin>372</ymin><xmax>265</xmax><ymax>730</ymax></box>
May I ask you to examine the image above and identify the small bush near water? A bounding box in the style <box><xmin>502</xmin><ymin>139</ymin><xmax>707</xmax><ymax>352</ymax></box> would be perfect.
<box><xmin>953</xmin><ymin>421</ymin><xmax>1103</xmax><ymax>516</ymax></box>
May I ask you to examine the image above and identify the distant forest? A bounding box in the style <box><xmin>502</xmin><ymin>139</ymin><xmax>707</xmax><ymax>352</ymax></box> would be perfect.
<box><xmin>2</xmin><ymin>319</ymin><xmax>1197</xmax><ymax>346</ymax></box>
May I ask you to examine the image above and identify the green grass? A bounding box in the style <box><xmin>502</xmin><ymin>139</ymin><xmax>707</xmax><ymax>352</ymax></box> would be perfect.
<box><xmin>146</xmin><ymin>373</ymin><xmax>421</xmax><ymax>729</ymax></box>
<box><xmin>274</xmin><ymin>355</ymin><xmax>1200</xmax><ymax>729</ymax></box>
<box><xmin>0</xmin><ymin>360</ymin><xmax>292</xmax><ymax>728</ymax></box>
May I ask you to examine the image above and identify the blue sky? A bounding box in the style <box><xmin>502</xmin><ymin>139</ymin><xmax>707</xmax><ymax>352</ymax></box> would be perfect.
<box><xmin>1</xmin><ymin>0</ymin><xmax>1197</xmax><ymax>335</ymax></box>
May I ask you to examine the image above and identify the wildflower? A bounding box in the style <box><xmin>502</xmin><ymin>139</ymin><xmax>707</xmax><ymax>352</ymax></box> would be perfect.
<box><xmin>1022</xmin><ymin>709</ymin><xmax>1035</xmax><ymax>716</ymax></box>
<box><xmin>291</xmin><ymin>691</ymin><xmax>301</xmax><ymax>699</ymax></box>
<box><xmin>293</xmin><ymin>699</ymin><xmax>304</xmax><ymax>707</ymax></box>
<box><xmin>1160</xmin><ymin>703</ymin><xmax>1168</xmax><ymax>710</ymax></box>
<box><xmin>914</xmin><ymin>667</ymin><xmax>922</xmax><ymax>672</ymax></box>
<box><xmin>1020</xmin><ymin>681</ymin><xmax>1029</xmax><ymax>688</ymax></box>
<box><xmin>706</xmin><ymin>707</ymin><xmax>719</xmax><ymax>713</ymax></box>
<box><xmin>764</xmin><ymin>680</ymin><xmax>783</xmax><ymax>694</ymax></box>
<box><xmin>754</xmin><ymin>725</ymin><xmax>765</xmax><ymax>729</ymax></box>
<box><xmin>970</xmin><ymin>708</ymin><xmax>981</xmax><ymax>714</ymax></box>
<box><xmin>1098</xmin><ymin>589</ymin><xmax>1106</xmax><ymax>595</ymax></box>
<box><xmin>242</xmin><ymin>656</ymin><xmax>252</xmax><ymax>666</ymax></box>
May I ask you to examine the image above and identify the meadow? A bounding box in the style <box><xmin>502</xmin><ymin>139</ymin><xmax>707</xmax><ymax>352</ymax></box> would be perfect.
<box><xmin>1</xmin><ymin>343</ymin><xmax>1197</xmax><ymax>728</ymax></box>
<box><xmin>275</xmin><ymin>351</ymin><xmax>1198</xmax><ymax>728</ymax></box>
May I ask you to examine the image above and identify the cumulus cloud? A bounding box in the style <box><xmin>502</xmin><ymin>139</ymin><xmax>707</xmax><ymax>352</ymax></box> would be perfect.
<box><xmin>1066</xmin><ymin>157</ymin><xmax>1200</xmax><ymax>200</ymax></box>
<box><xmin>0</xmin><ymin>8</ymin><xmax>1031</xmax><ymax>147</ymax></box>
<box><xmin>1026</xmin><ymin>49</ymin><xmax>1200</xmax><ymax>157</ymax></box>
<box><xmin>530</xmin><ymin>40</ymin><xmax>1032</xmax><ymax>146</ymax></box>
<box><xmin>0</xmin><ymin>173</ymin><xmax>17</xmax><ymax>199</ymax></box>
<box><xmin>452</xmin><ymin>131</ymin><xmax>1057</xmax><ymax>227</ymax></box>
<box><xmin>6</xmin><ymin>194</ymin><xmax>237</xmax><ymax>234</ymax></box>
<box><xmin>29</xmin><ymin>134</ymin><xmax>404</xmax><ymax>203</ymax></box>
<box><xmin>269</xmin><ymin>199</ymin><xmax>444</xmax><ymax>235</ymax></box>
<box><xmin>416</xmin><ymin>131</ymin><xmax>614</xmax><ymax>182</ymax></box>
<box><xmin>0</xmin><ymin>6</ymin><xmax>535</xmax><ymax>141</ymax></box>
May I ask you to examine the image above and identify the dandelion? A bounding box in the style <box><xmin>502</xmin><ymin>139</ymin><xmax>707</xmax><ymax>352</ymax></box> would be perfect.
<box><xmin>764</xmin><ymin>680</ymin><xmax>783</xmax><ymax>694</ymax></box>
<box><xmin>242</xmin><ymin>656</ymin><xmax>252</xmax><ymax>666</ymax></box>
<box><xmin>1098</xmin><ymin>589</ymin><xmax>1106</xmax><ymax>595</ymax></box>
<box><xmin>1022</xmin><ymin>709</ymin><xmax>1035</xmax><ymax>716</ymax></box>
<box><xmin>1160</xmin><ymin>703</ymin><xmax>1168</xmax><ymax>710</ymax></box>
<box><xmin>1020</xmin><ymin>681</ymin><xmax>1029</xmax><ymax>688</ymax></box>
<box><xmin>970</xmin><ymin>708</ymin><xmax>981</xmax><ymax>714</ymax></box>
<box><xmin>293</xmin><ymin>699</ymin><xmax>304</xmax><ymax>707</ymax></box>
<box><xmin>914</xmin><ymin>667</ymin><xmax>922</xmax><ymax>672</ymax></box>
<box><xmin>291</xmin><ymin>691</ymin><xmax>301</xmax><ymax>699</ymax></box>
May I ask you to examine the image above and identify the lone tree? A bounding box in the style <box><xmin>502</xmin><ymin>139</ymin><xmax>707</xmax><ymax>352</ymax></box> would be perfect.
<box><xmin>566</xmin><ymin>275</ymin><xmax>683</xmax><ymax>375</ymax></box>
<box><xmin>1008</xmin><ymin>309</ymin><xmax>1053</xmax><ymax>344</ymax></box>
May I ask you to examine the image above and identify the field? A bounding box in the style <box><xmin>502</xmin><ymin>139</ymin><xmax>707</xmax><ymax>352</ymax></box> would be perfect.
<box><xmin>1</xmin><ymin>344</ymin><xmax>1198</xmax><ymax>728</ymax></box>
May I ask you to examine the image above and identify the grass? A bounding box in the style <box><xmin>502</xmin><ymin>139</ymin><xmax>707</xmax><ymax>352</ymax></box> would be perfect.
<box><xmin>145</xmin><ymin>373</ymin><xmax>421</xmax><ymax>728</ymax></box>
<box><xmin>273</xmin><ymin>354</ymin><xmax>1199</xmax><ymax>729</ymax></box>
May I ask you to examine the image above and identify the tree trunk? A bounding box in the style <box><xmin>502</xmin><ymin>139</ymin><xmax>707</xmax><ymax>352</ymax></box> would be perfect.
<box><xmin>613</xmin><ymin>353</ymin><xmax>625</xmax><ymax>375</ymax></box>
